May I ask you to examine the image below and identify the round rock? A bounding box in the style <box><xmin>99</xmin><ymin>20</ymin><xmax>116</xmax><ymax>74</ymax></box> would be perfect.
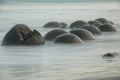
<box><xmin>99</xmin><ymin>24</ymin><xmax>117</xmax><ymax>32</ymax></box>
<box><xmin>70</xmin><ymin>29</ymin><xmax>95</xmax><ymax>40</ymax></box>
<box><xmin>82</xmin><ymin>25</ymin><xmax>101</xmax><ymax>35</ymax></box>
<box><xmin>55</xmin><ymin>33</ymin><xmax>84</xmax><ymax>44</ymax></box>
<box><xmin>88</xmin><ymin>20</ymin><xmax>102</xmax><ymax>28</ymax></box>
<box><xmin>44</xmin><ymin>29</ymin><xmax>68</xmax><ymax>41</ymax></box>
<box><xmin>43</xmin><ymin>22</ymin><xmax>67</xmax><ymax>28</ymax></box>
<box><xmin>2</xmin><ymin>24</ymin><xmax>32</xmax><ymax>45</ymax></box>
<box><xmin>95</xmin><ymin>18</ymin><xmax>110</xmax><ymax>24</ymax></box>
<box><xmin>69</xmin><ymin>20</ymin><xmax>89</xmax><ymax>28</ymax></box>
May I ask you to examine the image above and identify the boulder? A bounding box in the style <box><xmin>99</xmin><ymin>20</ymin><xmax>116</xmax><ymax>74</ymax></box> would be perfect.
<box><xmin>2</xmin><ymin>24</ymin><xmax>32</xmax><ymax>45</ymax></box>
<box><xmin>88</xmin><ymin>20</ymin><xmax>102</xmax><ymax>28</ymax></box>
<box><xmin>44</xmin><ymin>29</ymin><xmax>68</xmax><ymax>41</ymax></box>
<box><xmin>95</xmin><ymin>18</ymin><xmax>111</xmax><ymax>24</ymax></box>
<box><xmin>2</xmin><ymin>24</ymin><xmax>45</xmax><ymax>45</ymax></box>
<box><xmin>70</xmin><ymin>29</ymin><xmax>95</xmax><ymax>40</ymax></box>
<box><xmin>99</xmin><ymin>24</ymin><xmax>117</xmax><ymax>32</ymax></box>
<box><xmin>55</xmin><ymin>33</ymin><xmax>84</xmax><ymax>44</ymax></box>
<box><xmin>82</xmin><ymin>25</ymin><xmax>101</xmax><ymax>35</ymax></box>
<box><xmin>43</xmin><ymin>22</ymin><xmax>67</xmax><ymax>28</ymax></box>
<box><xmin>69</xmin><ymin>20</ymin><xmax>89</xmax><ymax>28</ymax></box>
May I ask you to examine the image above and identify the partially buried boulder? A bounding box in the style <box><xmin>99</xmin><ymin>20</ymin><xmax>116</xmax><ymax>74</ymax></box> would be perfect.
<box><xmin>70</xmin><ymin>29</ymin><xmax>95</xmax><ymax>41</ymax></box>
<box><xmin>95</xmin><ymin>18</ymin><xmax>112</xmax><ymax>24</ymax></box>
<box><xmin>44</xmin><ymin>29</ymin><xmax>68</xmax><ymax>41</ymax></box>
<box><xmin>99</xmin><ymin>24</ymin><xmax>117</xmax><ymax>32</ymax></box>
<box><xmin>88</xmin><ymin>20</ymin><xmax>102</xmax><ymax>28</ymax></box>
<box><xmin>103</xmin><ymin>53</ymin><xmax>114</xmax><ymax>57</ymax></box>
<box><xmin>102</xmin><ymin>52</ymin><xmax>118</xmax><ymax>58</ymax></box>
<box><xmin>82</xmin><ymin>25</ymin><xmax>101</xmax><ymax>35</ymax></box>
<box><xmin>69</xmin><ymin>20</ymin><xmax>89</xmax><ymax>28</ymax></box>
<box><xmin>43</xmin><ymin>22</ymin><xmax>67</xmax><ymax>28</ymax></box>
<box><xmin>2</xmin><ymin>24</ymin><xmax>44</xmax><ymax>45</ymax></box>
<box><xmin>55</xmin><ymin>33</ymin><xmax>84</xmax><ymax>44</ymax></box>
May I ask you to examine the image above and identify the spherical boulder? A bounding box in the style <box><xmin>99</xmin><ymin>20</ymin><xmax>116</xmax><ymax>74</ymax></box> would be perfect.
<box><xmin>43</xmin><ymin>22</ymin><xmax>60</xmax><ymax>28</ymax></box>
<box><xmin>69</xmin><ymin>20</ymin><xmax>89</xmax><ymax>28</ymax></box>
<box><xmin>82</xmin><ymin>25</ymin><xmax>101</xmax><ymax>35</ymax></box>
<box><xmin>2</xmin><ymin>24</ymin><xmax>45</xmax><ymax>45</ymax></box>
<box><xmin>70</xmin><ymin>29</ymin><xmax>95</xmax><ymax>40</ymax></box>
<box><xmin>99</xmin><ymin>24</ymin><xmax>117</xmax><ymax>32</ymax></box>
<box><xmin>2</xmin><ymin>24</ymin><xmax>32</xmax><ymax>45</ymax></box>
<box><xmin>43</xmin><ymin>22</ymin><xmax>67</xmax><ymax>28</ymax></box>
<box><xmin>95</xmin><ymin>18</ymin><xmax>111</xmax><ymax>24</ymax></box>
<box><xmin>23</xmin><ymin>30</ymin><xmax>45</xmax><ymax>45</ymax></box>
<box><xmin>55</xmin><ymin>33</ymin><xmax>83</xmax><ymax>44</ymax></box>
<box><xmin>44</xmin><ymin>29</ymin><xmax>68</xmax><ymax>41</ymax></box>
<box><xmin>88</xmin><ymin>20</ymin><xmax>102</xmax><ymax>28</ymax></box>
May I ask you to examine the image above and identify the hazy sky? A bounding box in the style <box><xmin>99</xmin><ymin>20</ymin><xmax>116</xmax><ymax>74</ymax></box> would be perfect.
<box><xmin>0</xmin><ymin>0</ymin><xmax>119</xmax><ymax>2</ymax></box>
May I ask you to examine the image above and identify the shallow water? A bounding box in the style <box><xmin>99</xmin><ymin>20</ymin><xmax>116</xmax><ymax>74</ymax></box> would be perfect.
<box><xmin>0</xmin><ymin>1</ymin><xmax>120</xmax><ymax>80</ymax></box>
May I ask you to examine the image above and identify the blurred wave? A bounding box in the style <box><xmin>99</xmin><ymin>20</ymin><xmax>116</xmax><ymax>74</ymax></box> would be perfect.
<box><xmin>0</xmin><ymin>0</ymin><xmax>120</xmax><ymax>3</ymax></box>
<box><xmin>0</xmin><ymin>2</ymin><xmax>120</xmax><ymax>10</ymax></box>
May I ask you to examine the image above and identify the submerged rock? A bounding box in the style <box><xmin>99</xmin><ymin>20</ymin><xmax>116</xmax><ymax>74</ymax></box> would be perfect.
<box><xmin>102</xmin><ymin>53</ymin><xmax>115</xmax><ymax>58</ymax></box>
<box><xmin>69</xmin><ymin>20</ymin><xmax>89</xmax><ymax>28</ymax></box>
<box><xmin>99</xmin><ymin>24</ymin><xmax>117</xmax><ymax>32</ymax></box>
<box><xmin>102</xmin><ymin>52</ymin><xmax>118</xmax><ymax>58</ymax></box>
<box><xmin>82</xmin><ymin>25</ymin><xmax>101</xmax><ymax>35</ymax></box>
<box><xmin>43</xmin><ymin>22</ymin><xmax>67</xmax><ymax>28</ymax></box>
<box><xmin>70</xmin><ymin>29</ymin><xmax>95</xmax><ymax>40</ymax></box>
<box><xmin>88</xmin><ymin>20</ymin><xmax>102</xmax><ymax>28</ymax></box>
<box><xmin>44</xmin><ymin>29</ymin><xmax>68</xmax><ymax>41</ymax></box>
<box><xmin>95</xmin><ymin>18</ymin><xmax>110</xmax><ymax>24</ymax></box>
<box><xmin>55</xmin><ymin>33</ymin><xmax>84</xmax><ymax>44</ymax></box>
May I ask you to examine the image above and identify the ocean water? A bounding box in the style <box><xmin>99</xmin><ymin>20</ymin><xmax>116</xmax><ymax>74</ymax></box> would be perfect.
<box><xmin>0</xmin><ymin>1</ymin><xmax>120</xmax><ymax>80</ymax></box>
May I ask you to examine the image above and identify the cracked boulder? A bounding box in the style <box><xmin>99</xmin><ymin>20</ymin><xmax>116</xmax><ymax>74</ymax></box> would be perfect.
<box><xmin>2</xmin><ymin>24</ymin><xmax>44</xmax><ymax>45</ymax></box>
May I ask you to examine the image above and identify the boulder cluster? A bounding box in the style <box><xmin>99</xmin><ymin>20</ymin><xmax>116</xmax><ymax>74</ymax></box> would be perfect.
<box><xmin>44</xmin><ymin>18</ymin><xmax>117</xmax><ymax>44</ymax></box>
<box><xmin>2</xmin><ymin>18</ymin><xmax>117</xmax><ymax>45</ymax></box>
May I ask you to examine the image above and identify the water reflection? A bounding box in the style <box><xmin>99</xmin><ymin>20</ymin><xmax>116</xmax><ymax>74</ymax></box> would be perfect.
<box><xmin>103</xmin><ymin>57</ymin><xmax>115</xmax><ymax>62</ymax></box>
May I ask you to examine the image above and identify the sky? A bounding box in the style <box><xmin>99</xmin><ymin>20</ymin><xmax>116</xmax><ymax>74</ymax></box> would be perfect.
<box><xmin>0</xmin><ymin>0</ymin><xmax>119</xmax><ymax>3</ymax></box>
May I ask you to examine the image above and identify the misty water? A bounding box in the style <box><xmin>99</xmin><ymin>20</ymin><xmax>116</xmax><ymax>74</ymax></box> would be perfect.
<box><xmin>0</xmin><ymin>1</ymin><xmax>120</xmax><ymax>80</ymax></box>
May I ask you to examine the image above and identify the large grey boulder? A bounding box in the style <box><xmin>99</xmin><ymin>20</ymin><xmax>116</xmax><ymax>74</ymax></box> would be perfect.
<box><xmin>99</xmin><ymin>24</ymin><xmax>117</xmax><ymax>32</ymax></box>
<box><xmin>70</xmin><ymin>29</ymin><xmax>95</xmax><ymax>41</ymax></box>
<box><xmin>44</xmin><ymin>29</ymin><xmax>68</xmax><ymax>41</ymax></box>
<box><xmin>43</xmin><ymin>22</ymin><xmax>67</xmax><ymax>28</ymax></box>
<box><xmin>2</xmin><ymin>24</ymin><xmax>45</xmax><ymax>45</ymax></box>
<box><xmin>69</xmin><ymin>20</ymin><xmax>89</xmax><ymax>28</ymax></box>
<box><xmin>55</xmin><ymin>33</ymin><xmax>84</xmax><ymax>44</ymax></box>
<box><xmin>82</xmin><ymin>25</ymin><xmax>101</xmax><ymax>35</ymax></box>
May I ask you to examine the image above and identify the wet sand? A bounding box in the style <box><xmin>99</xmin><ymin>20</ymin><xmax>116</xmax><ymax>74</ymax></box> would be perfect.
<box><xmin>79</xmin><ymin>76</ymin><xmax>120</xmax><ymax>80</ymax></box>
